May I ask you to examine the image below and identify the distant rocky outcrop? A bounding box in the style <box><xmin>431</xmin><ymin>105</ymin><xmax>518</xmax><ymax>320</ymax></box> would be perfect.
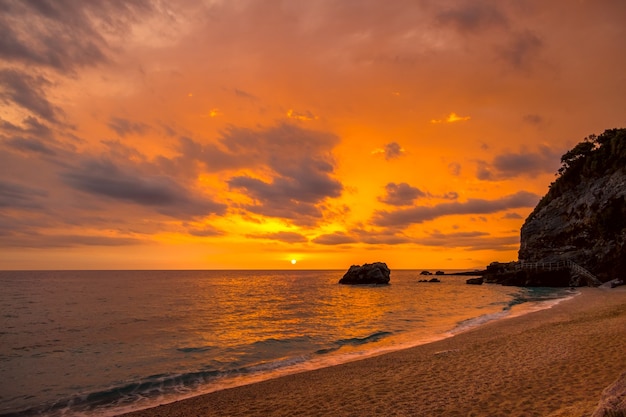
<box><xmin>339</xmin><ymin>262</ymin><xmax>390</xmax><ymax>285</ymax></box>
<box><xmin>491</xmin><ymin>129</ymin><xmax>626</xmax><ymax>286</ymax></box>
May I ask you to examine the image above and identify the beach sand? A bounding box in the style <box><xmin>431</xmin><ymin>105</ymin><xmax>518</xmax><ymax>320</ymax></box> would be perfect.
<box><xmin>120</xmin><ymin>287</ymin><xmax>626</xmax><ymax>417</ymax></box>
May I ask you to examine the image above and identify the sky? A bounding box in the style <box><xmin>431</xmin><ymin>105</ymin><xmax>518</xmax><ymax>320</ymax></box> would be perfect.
<box><xmin>1</xmin><ymin>0</ymin><xmax>625</xmax><ymax>270</ymax></box>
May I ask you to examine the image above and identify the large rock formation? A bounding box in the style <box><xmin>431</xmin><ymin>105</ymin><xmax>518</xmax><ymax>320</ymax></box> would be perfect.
<box><xmin>517</xmin><ymin>128</ymin><xmax>626</xmax><ymax>284</ymax></box>
<box><xmin>592</xmin><ymin>371</ymin><xmax>626</xmax><ymax>417</ymax></box>
<box><xmin>339</xmin><ymin>262</ymin><xmax>390</xmax><ymax>285</ymax></box>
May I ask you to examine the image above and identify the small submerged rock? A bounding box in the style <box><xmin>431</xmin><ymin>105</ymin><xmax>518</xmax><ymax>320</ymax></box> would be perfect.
<box><xmin>419</xmin><ymin>278</ymin><xmax>441</xmax><ymax>283</ymax></box>
<box><xmin>339</xmin><ymin>262</ymin><xmax>390</xmax><ymax>285</ymax></box>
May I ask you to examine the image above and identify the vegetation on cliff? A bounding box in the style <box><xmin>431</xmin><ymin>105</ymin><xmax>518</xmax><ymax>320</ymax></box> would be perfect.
<box><xmin>531</xmin><ymin>128</ymin><xmax>626</xmax><ymax>225</ymax></box>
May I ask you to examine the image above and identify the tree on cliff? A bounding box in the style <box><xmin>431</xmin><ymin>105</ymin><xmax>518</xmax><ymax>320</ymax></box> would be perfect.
<box><xmin>534</xmin><ymin>128</ymin><xmax>626</xmax><ymax>215</ymax></box>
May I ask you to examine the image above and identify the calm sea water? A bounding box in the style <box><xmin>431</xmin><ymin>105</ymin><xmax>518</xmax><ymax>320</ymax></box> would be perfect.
<box><xmin>0</xmin><ymin>270</ymin><xmax>574</xmax><ymax>416</ymax></box>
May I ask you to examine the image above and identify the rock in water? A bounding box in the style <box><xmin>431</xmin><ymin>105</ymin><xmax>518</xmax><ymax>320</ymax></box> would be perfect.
<box><xmin>339</xmin><ymin>262</ymin><xmax>390</xmax><ymax>285</ymax></box>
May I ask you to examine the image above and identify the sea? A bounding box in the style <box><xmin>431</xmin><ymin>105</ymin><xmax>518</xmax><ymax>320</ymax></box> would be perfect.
<box><xmin>0</xmin><ymin>270</ymin><xmax>576</xmax><ymax>417</ymax></box>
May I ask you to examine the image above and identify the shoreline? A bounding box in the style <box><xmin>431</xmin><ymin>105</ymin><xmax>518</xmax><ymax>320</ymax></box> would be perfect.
<box><xmin>119</xmin><ymin>287</ymin><xmax>626</xmax><ymax>417</ymax></box>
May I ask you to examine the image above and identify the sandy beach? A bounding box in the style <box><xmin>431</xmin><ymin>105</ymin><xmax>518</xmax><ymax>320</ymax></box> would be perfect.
<box><xmin>120</xmin><ymin>287</ymin><xmax>626</xmax><ymax>417</ymax></box>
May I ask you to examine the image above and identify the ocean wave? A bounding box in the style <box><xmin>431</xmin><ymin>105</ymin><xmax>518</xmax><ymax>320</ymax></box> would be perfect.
<box><xmin>1</xmin><ymin>354</ymin><xmax>318</xmax><ymax>417</ymax></box>
<box><xmin>450</xmin><ymin>288</ymin><xmax>577</xmax><ymax>335</ymax></box>
<box><xmin>315</xmin><ymin>331</ymin><xmax>393</xmax><ymax>355</ymax></box>
<box><xmin>176</xmin><ymin>345</ymin><xmax>215</xmax><ymax>353</ymax></box>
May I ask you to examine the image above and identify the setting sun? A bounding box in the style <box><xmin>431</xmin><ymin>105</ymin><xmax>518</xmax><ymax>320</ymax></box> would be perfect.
<box><xmin>291</xmin><ymin>259</ymin><xmax>297</xmax><ymax>265</ymax></box>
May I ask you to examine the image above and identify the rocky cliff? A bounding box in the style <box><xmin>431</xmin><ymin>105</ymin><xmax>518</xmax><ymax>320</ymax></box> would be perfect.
<box><xmin>518</xmin><ymin>128</ymin><xmax>626</xmax><ymax>283</ymax></box>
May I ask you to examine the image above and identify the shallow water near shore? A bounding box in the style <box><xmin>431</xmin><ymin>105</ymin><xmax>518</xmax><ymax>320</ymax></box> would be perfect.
<box><xmin>0</xmin><ymin>270</ymin><xmax>575</xmax><ymax>417</ymax></box>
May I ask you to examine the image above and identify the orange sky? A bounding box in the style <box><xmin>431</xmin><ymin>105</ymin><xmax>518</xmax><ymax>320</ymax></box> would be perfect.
<box><xmin>1</xmin><ymin>1</ymin><xmax>625</xmax><ymax>270</ymax></box>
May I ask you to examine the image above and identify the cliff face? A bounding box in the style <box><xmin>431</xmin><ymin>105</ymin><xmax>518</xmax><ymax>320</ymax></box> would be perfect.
<box><xmin>518</xmin><ymin>128</ymin><xmax>626</xmax><ymax>282</ymax></box>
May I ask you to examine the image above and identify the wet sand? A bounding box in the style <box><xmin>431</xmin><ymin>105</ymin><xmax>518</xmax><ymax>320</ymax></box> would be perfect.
<box><xmin>120</xmin><ymin>287</ymin><xmax>626</xmax><ymax>417</ymax></box>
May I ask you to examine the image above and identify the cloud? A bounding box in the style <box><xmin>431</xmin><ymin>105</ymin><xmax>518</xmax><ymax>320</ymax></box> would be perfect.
<box><xmin>378</xmin><ymin>182</ymin><xmax>426</xmax><ymax>206</ymax></box>
<box><xmin>477</xmin><ymin>145</ymin><xmax>561</xmax><ymax>180</ymax></box>
<box><xmin>175</xmin><ymin>123</ymin><xmax>343</xmax><ymax>225</ymax></box>
<box><xmin>448</xmin><ymin>162</ymin><xmax>461</xmax><ymax>176</ymax></box>
<box><xmin>286</xmin><ymin>109</ymin><xmax>318</xmax><ymax>121</ymax></box>
<box><xmin>233</xmin><ymin>89</ymin><xmax>257</xmax><ymax>100</ymax></box>
<box><xmin>416</xmin><ymin>231</ymin><xmax>519</xmax><ymax>251</ymax></box>
<box><xmin>0</xmin><ymin>232</ymin><xmax>142</xmax><ymax>248</ymax></box>
<box><xmin>61</xmin><ymin>158</ymin><xmax>226</xmax><ymax>219</ymax></box>
<box><xmin>108</xmin><ymin>117</ymin><xmax>149</xmax><ymax>137</ymax></box>
<box><xmin>4</xmin><ymin>136</ymin><xmax>57</xmax><ymax>156</ymax></box>
<box><xmin>187</xmin><ymin>225</ymin><xmax>225</xmax><ymax>237</ymax></box>
<box><xmin>430</xmin><ymin>112</ymin><xmax>471</xmax><ymax>124</ymax></box>
<box><xmin>372</xmin><ymin>191</ymin><xmax>539</xmax><ymax>228</ymax></box>
<box><xmin>0</xmin><ymin>69</ymin><xmax>61</xmax><ymax>123</ymax></box>
<box><xmin>523</xmin><ymin>114</ymin><xmax>544</xmax><ymax>126</ymax></box>
<box><xmin>371</xmin><ymin>142</ymin><xmax>406</xmax><ymax>160</ymax></box>
<box><xmin>0</xmin><ymin>180</ymin><xmax>47</xmax><ymax>209</ymax></box>
<box><xmin>356</xmin><ymin>230</ymin><xmax>413</xmax><ymax>245</ymax></box>
<box><xmin>502</xmin><ymin>212</ymin><xmax>523</xmax><ymax>219</ymax></box>
<box><xmin>0</xmin><ymin>1</ymin><xmax>153</xmax><ymax>72</ymax></box>
<box><xmin>247</xmin><ymin>231</ymin><xmax>308</xmax><ymax>243</ymax></box>
<box><xmin>441</xmin><ymin>191</ymin><xmax>459</xmax><ymax>200</ymax></box>
<box><xmin>497</xmin><ymin>30</ymin><xmax>543</xmax><ymax>71</ymax></box>
<box><xmin>312</xmin><ymin>232</ymin><xmax>358</xmax><ymax>245</ymax></box>
<box><xmin>312</xmin><ymin>229</ymin><xmax>413</xmax><ymax>246</ymax></box>
<box><xmin>1</xmin><ymin>116</ymin><xmax>53</xmax><ymax>139</ymax></box>
<box><xmin>437</xmin><ymin>2</ymin><xmax>508</xmax><ymax>33</ymax></box>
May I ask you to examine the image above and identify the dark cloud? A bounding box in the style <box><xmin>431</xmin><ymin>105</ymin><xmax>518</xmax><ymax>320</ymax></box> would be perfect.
<box><xmin>448</xmin><ymin>162</ymin><xmax>461</xmax><ymax>176</ymax></box>
<box><xmin>0</xmin><ymin>1</ymin><xmax>105</xmax><ymax>71</ymax></box>
<box><xmin>1</xmin><ymin>116</ymin><xmax>53</xmax><ymax>139</ymax></box>
<box><xmin>0</xmin><ymin>69</ymin><xmax>61</xmax><ymax>123</ymax></box>
<box><xmin>502</xmin><ymin>212</ymin><xmax>523</xmax><ymax>219</ymax></box>
<box><xmin>312</xmin><ymin>232</ymin><xmax>358</xmax><ymax>245</ymax></box>
<box><xmin>476</xmin><ymin>160</ymin><xmax>493</xmax><ymax>180</ymax></box>
<box><xmin>174</xmin><ymin>123</ymin><xmax>344</xmax><ymax>225</ymax></box>
<box><xmin>61</xmin><ymin>158</ymin><xmax>226</xmax><ymax>219</ymax></box>
<box><xmin>437</xmin><ymin>2</ymin><xmax>508</xmax><ymax>33</ymax></box>
<box><xmin>497</xmin><ymin>31</ymin><xmax>543</xmax><ymax>70</ymax></box>
<box><xmin>108</xmin><ymin>117</ymin><xmax>149</xmax><ymax>137</ymax></box>
<box><xmin>478</xmin><ymin>145</ymin><xmax>561</xmax><ymax>180</ymax></box>
<box><xmin>247</xmin><ymin>231</ymin><xmax>308</xmax><ymax>243</ymax></box>
<box><xmin>228</xmin><ymin>170</ymin><xmax>342</xmax><ymax>223</ymax></box>
<box><xmin>4</xmin><ymin>136</ymin><xmax>57</xmax><ymax>156</ymax></box>
<box><xmin>187</xmin><ymin>225</ymin><xmax>225</xmax><ymax>237</ymax></box>
<box><xmin>0</xmin><ymin>232</ymin><xmax>142</xmax><ymax>248</ymax></box>
<box><xmin>0</xmin><ymin>180</ymin><xmax>47</xmax><ymax>209</ymax></box>
<box><xmin>356</xmin><ymin>230</ymin><xmax>413</xmax><ymax>245</ymax></box>
<box><xmin>383</xmin><ymin>142</ymin><xmax>406</xmax><ymax>160</ymax></box>
<box><xmin>312</xmin><ymin>229</ymin><xmax>412</xmax><ymax>246</ymax></box>
<box><xmin>415</xmin><ymin>231</ymin><xmax>487</xmax><ymax>247</ymax></box>
<box><xmin>441</xmin><ymin>191</ymin><xmax>459</xmax><ymax>200</ymax></box>
<box><xmin>372</xmin><ymin>191</ymin><xmax>539</xmax><ymax>228</ymax></box>
<box><xmin>0</xmin><ymin>0</ymin><xmax>153</xmax><ymax>72</ymax></box>
<box><xmin>411</xmin><ymin>230</ymin><xmax>519</xmax><ymax>251</ymax></box>
<box><xmin>523</xmin><ymin>114</ymin><xmax>544</xmax><ymax>125</ymax></box>
<box><xmin>233</xmin><ymin>88</ymin><xmax>257</xmax><ymax>100</ymax></box>
<box><xmin>379</xmin><ymin>182</ymin><xmax>426</xmax><ymax>206</ymax></box>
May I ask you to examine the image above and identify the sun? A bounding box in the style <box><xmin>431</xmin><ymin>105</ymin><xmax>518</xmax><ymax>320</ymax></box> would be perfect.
<box><xmin>290</xmin><ymin>259</ymin><xmax>297</xmax><ymax>265</ymax></box>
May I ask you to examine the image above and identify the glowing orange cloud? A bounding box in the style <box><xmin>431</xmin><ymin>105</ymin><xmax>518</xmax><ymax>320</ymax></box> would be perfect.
<box><xmin>287</xmin><ymin>109</ymin><xmax>318</xmax><ymax>121</ymax></box>
<box><xmin>431</xmin><ymin>112</ymin><xmax>471</xmax><ymax>124</ymax></box>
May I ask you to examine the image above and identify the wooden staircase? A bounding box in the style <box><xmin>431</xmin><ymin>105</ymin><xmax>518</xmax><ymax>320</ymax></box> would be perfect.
<box><xmin>516</xmin><ymin>260</ymin><xmax>602</xmax><ymax>287</ymax></box>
